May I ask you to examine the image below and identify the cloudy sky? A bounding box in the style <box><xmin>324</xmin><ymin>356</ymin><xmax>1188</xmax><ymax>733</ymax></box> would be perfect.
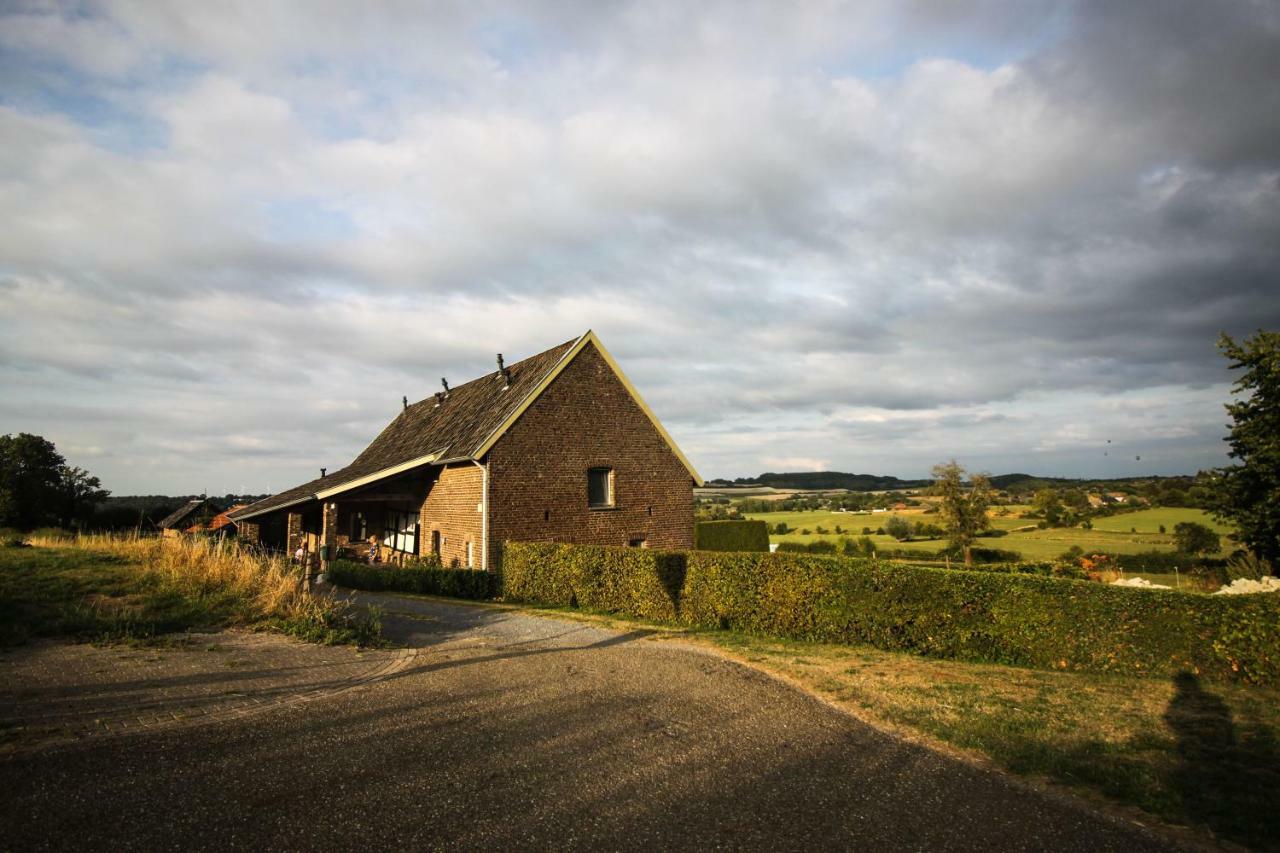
<box><xmin>1</xmin><ymin>1</ymin><xmax>1278</xmax><ymax>494</ymax></box>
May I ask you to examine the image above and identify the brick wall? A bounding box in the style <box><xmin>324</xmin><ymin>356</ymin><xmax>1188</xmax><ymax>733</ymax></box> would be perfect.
<box><xmin>237</xmin><ymin>521</ymin><xmax>259</xmax><ymax>544</ymax></box>
<box><xmin>486</xmin><ymin>341</ymin><xmax>694</xmax><ymax>568</ymax></box>
<box><xmin>419</xmin><ymin>462</ymin><xmax>484</xmax><ymax>568</ymax></box>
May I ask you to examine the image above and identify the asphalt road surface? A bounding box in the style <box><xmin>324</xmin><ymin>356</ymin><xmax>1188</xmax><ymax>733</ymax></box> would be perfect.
<box><xmin>0</xmin><ymin>594</ymin><xmax>1187</xmax><ymax>851</ymax></box>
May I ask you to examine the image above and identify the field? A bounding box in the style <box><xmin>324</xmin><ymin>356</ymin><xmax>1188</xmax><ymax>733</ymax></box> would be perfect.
<box><xmin>742</xmin><ymin>506</ymin><xmax>1233</xmax><ymax>569</ymax></box>
<box><xmin>0</xmin><ymin>537</ymin><xmax>381</xmax><ymax>647</ymax></box>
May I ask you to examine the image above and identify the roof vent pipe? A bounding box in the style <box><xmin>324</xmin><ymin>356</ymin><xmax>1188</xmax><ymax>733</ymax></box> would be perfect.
<box><xmin>441</xmin><ymin>377</ymin><xmax>450</xmax><ymax>396</ymax></box>
<box><xmin>434</xmin><ymin>391</ymin><xmax>444</xmax><ymax>406</ymax></box>
<box><xmin>497</xmin><ymin>354</ymin><xmax>511</xmax><ymax>387</ymax></box>
<box><xmin>402</xmin><ymin>395</ymin><xmax>408</xmax><ymax>410</ymax></box>
<box><xmin>320</xmin><ymin>467</ymin><xmax>327</xmax><ymax>478</ymax></box>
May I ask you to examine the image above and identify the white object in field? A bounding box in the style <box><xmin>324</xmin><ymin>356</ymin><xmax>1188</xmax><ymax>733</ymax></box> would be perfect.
<box><xmin>1111</xmin><ymin>577</ymin><xmax>1171</xmax><ymax>589</ymax></box>
<box><xmin>1214</xmin><ymin>576</ymin><xmax>1280</xmax><ymax>595</ymax></box>
<box><xmin>769</xmin><ymin>543</ymin><xmax>779</xmax><ymax>553</ymax></box>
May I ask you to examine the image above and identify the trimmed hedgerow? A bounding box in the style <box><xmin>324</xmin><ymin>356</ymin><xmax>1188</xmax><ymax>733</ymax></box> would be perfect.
<box><xmin>328</xmin><ymin>560</ymin><xmax>498</xmax><ymax>600</ymax></box>
<box><xmin>694</xmin><ymin>520</ymin><xmax>770</xmax><ymax>552</ymax></box>
<box><xmin>502</xmin><ymin>543</ymin><xmax>1280</xmax><ymax>685</ymax></box>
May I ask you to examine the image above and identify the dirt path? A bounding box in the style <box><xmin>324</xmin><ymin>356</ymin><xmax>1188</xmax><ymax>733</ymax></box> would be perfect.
<box><xmin>0</xmin><ymin>595</ymin><xmax>1190</xmax><ymax>851</ymax></box>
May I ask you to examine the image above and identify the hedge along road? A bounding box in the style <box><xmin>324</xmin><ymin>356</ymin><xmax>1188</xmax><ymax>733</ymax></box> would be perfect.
<box><xmin>1</xmin><ymin>594</ymin><xmax>1187</xmax><ymax>852</ymax></box>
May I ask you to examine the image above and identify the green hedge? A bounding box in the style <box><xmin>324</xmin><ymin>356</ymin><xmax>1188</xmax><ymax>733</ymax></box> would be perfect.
<box><xmin>694</xmin><ymin>520</ymin><xmax>770</xmax><ymax>552</ymax></box>
<box><xmin>328</xmin><ymin>560</ymin><xmax>498</xmax><ymax>600</ymax></box>
<box><xmin>502</xmin><ymin>543</ymin><xmax>1280</xmax><ymax>685</ymax></box>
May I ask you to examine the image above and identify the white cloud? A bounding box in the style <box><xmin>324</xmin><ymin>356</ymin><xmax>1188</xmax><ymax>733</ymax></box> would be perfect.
<box><xmin>0</xmin><ymin>1</ymin><xmax>1276</xmax><ymax>492</ymax></box>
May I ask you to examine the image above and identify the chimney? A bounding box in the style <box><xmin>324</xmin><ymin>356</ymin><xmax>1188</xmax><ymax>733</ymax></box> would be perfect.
<box><xmin>441</xmin><ymin>377</ymin><xmax>450</xmax><ymax>396</ymax></box>
<box><xmin>320</xmin><ymin>467</ymin><xmax>327</xmax><ymax>478</ymax></box>
<box><xmin>402</xmin><ymin>395</ymin><xmax>408</xmax><ymax>410</ymax></box>
<box><xmin>497</xmin><ymin>353</ymin><xmax>511</xmax><ymax>387</ymax></box>
<box><xmin>434</xmin><ymin>391</ymin><xmax>445</xmax><ymax>406</ymax></box>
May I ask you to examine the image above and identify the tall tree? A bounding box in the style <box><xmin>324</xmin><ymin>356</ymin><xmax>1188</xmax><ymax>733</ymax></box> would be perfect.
<box><xmin>0</xmin><ymin>433</ymin><xmax>109</xmax><ymax>530</ymax></box>
<box><xmin>1214</xmin><ymin>331</ymin><xmax>1280</xmax><ymax>573</ymax></box>
<box><xmin>931</xmin><ymin>460</ymin><xmax>992</xmax><ymax>566</ymax></box>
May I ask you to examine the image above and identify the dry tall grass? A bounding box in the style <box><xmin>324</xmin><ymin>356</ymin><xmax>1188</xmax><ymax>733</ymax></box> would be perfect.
<box><xmin>28</xmin><ymin>532</ymin><xmax>379</xmax><ymax>642</ymax></box>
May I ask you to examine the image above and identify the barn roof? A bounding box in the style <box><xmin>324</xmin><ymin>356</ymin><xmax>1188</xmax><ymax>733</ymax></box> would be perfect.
<box><xmin>229</xmin><ymin>332</ymin><xmax>701</xmax><ymax>522</ymax></box>
<box><xmin>157</xmin><ymin>499</ymin><xmax>207</xmax><ymax>530</ymax></box>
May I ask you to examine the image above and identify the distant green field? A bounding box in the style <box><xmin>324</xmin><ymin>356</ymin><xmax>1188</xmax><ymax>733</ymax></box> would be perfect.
<box><xmin>1089</xmin><ymin>507</ymin><xmax>1233</xmax><ymax>534</ymax></box>
<box><xmin>743</xmin><ymin>507</ymin><xmax>1233</xmax><ymax>564</ymax></box>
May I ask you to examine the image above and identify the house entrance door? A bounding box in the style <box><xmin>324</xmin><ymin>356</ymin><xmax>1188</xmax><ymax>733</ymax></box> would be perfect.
<box><xmin>431</xmin><ymin>529</ymin><xmax>441</xmax><ymax>556</ymax></box>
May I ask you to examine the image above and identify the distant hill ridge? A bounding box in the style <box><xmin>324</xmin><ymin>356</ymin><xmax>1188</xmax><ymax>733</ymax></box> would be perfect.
<box><xmin>705</xmin><ymin>471</ymin><xmax>1188</xmax><ymax>492</ymax></box>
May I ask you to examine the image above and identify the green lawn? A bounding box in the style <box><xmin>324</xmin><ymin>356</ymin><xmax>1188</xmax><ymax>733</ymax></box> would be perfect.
<box><xmin>1089</xmin><ymin>507</ymin><xmax>1234</xmax><ymax>534</ymax></box>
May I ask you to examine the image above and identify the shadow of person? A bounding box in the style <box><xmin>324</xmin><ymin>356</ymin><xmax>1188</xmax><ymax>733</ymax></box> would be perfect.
<box><xmin>1164</xmin><ymin>671</ymin><xmax>1236</xmax><ymax>827</ymax></box>
<box><xmin>1163</xmin><ymin>671</ymin><xmax>1280</xmax><ymax>846</ymax></box>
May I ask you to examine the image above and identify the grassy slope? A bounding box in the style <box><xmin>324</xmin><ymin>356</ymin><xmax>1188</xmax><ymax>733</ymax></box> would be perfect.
<box><xmin>744</xmin><ymin>508</ymin><xmax>1232</xmax><ymax>563</ymax></box>
<box><xmin>0</xmin><ymin>545</ymin><xmax>246</xmax><ymax>645</ymax></box>
<box><xmin>0</xmin><ymin>541</ymin><xmax>379</xmax><ymax>646</ymax></box>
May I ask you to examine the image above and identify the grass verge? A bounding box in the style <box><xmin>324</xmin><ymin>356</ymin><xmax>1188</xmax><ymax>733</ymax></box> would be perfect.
<box><xmin>1</xmin><ymin>535</ymin><xmax>382</xmax><ymax>647</ymax></box>
<box><xmin>404</xmin><ymin>591</ymin><xmax>1278</xmax><ymax>850</ymax></box>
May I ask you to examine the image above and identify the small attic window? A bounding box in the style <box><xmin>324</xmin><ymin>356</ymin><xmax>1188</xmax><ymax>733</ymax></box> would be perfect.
<box><xmin>588</xmin><ymin>467</ymin><xmax>614</xmax><ymax>509</ymax></box>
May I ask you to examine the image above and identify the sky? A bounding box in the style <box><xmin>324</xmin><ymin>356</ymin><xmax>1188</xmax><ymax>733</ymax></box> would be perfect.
<box><xmin>1</xmin><ymin>0</ymin><xmax>1278</xmax><ymax>494</ymax></box>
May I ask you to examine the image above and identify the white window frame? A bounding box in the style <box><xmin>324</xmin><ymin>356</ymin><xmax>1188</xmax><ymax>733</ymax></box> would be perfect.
<box><xmin>383</xmin><ymin>510</ymin><xmax>418</xmax><ymax>555</ymax></box>
<box><xmin>588</xmin><ymin>467</ymin><xmax>615</xmax><ymax>509</ymax></box>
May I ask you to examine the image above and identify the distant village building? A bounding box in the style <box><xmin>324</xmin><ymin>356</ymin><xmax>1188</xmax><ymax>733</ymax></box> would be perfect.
<box><xmin>228</xmin><ymin>332</ymin><xmax>701</xmax><ymax>570</ymax></box>
<box><xmin>157</xmin><ymin>499</ymin><xmax>217</xmax><ymax>538</ymax></box>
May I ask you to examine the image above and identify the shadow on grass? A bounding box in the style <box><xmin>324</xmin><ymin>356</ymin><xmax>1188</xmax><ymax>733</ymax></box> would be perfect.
<box><xmin>1163</xmin><ymin>671</ymin><xmax>1279</xmax><ymax>847</ymax></box>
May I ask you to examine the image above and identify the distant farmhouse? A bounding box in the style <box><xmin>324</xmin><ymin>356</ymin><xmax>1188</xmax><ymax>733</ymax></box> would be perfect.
<box><xmin>228</xmin><ymin>332</ymin><xmax>701</xmax><ymax>570</ymax></box>
<box><xmin>157</xmin><ymin>499</ymin><xmax>216</xmax><ymax>537</ymax></box>
<box><xmin>157</xmin><ymin>499</ymin><xmax>247</xmax><ymax>537</ymax></box>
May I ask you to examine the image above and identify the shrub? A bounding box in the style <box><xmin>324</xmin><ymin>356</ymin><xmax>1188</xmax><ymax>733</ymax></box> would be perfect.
<box><xmin>694</xmin><ymin>520</ymin><xmax>770</xmax><ymax>552</ymax></box>
<box><xmin>502</xmin><ymin>543</ymin><xmax>1280</xmax><ymax>685</ymax></box>
<box><xmin>884</xmin><ymin>516</ymin><xmax>912</xmax><ymax>541</ymax></box>
<box><xmin>327</xmin><ymin>560</ymin><xmax>498</xmax><ymax>600</ymax></box>
<box><xmin>1173</xmin><ymin>521</ymin><xmax>1221</xmax><ymax>556</ymax></box>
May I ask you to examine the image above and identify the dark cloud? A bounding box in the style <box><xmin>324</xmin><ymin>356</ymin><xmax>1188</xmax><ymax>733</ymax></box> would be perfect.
<box><xmin>0</xmin><ymin>1</ymin><xmax>1276</xmax><ymax>489</ymax></box>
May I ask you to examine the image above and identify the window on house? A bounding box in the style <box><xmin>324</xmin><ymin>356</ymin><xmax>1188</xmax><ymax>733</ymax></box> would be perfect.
<box><xmin>466</xmin><ymin>540</ymin><xmax>475</xmax><ymax>568</ymax></box>
<box><xmin>588</xmin><ymin>467</ymin><xmax>614</xmax><ymax>508</ymax></box>
<box><xmin>383</xmin><ymin>510</ymin><xmax>418</xmax><ymax>554</ymax></box>
<box><xmin>350</xmin><ymin>511</ymin><xmax>367</xmax><ymax>541</ymax></box>
<box><xmin>628</xmin><ymin>537</ymin><xmax>647</xmax><ymax>548</ymax></box>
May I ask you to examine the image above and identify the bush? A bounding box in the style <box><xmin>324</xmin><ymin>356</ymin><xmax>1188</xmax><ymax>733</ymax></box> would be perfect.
<box><xmin>0</xmin><ymin>528</ymin><xmax>25</xmax><ymax>548</ymax></box>
<box><xmin>327</xmin><ymin>560</ymin><xmax>498</xmax><ymax>600</ymax></box>
<box><xmin>694</xmin><ymin>520</ymin><xmax>770</xmax><ymax>552</ymax></box>
<box><xmin>502</xmin><ymin>542</ymin><xmax>1280</xmax><ymax>685</ymax></box>
<box><xmin>884</xmin><ymin>516</ymin><xmax>912</xmax><ymax>541</ymax></box>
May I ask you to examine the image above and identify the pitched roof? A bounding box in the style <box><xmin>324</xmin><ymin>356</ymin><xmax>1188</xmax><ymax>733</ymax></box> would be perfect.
<box><xmin>230</xmin><ymin>331</ymin><xmax>701</xmax><ymax>522</ymax></box>
<box><xmin>157</xmin><ymin>499</ymin><xmax>206</xmax><ymax>530</ymax></box>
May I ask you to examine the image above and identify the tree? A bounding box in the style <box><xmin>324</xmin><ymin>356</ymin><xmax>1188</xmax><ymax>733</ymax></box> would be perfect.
<box><xmin>931</xmin><ymin>460</ymin><xmax>992</xmax><ymax>566</ymax></box>
<box><xmin>883</xmin><ymin>515</ymin><xmax>912</xmax><ymax>541</ymax></box>
<box><xmin>1214</xmin><ymin>331</ymin><xmax>1280</xmax><ymax>573</ymax></box>
<box><xmin>0</xmin><ymin>433</ymin><xmax>109</xmax><ymax>529</ymax></box>
<box><xmin>58</xmin><ymin>466</ymin><xmax>109</xmax><ymax>527</ymax></box>
<box><xmin>1172</xmin><ymin>521</ymin><xmax>1220</xmax><ymax>557</ymax></box>
<box><xmin>1032</xmin><ymin>488</ymin><xmax>1064</xmax><ymax>526</ymax></box>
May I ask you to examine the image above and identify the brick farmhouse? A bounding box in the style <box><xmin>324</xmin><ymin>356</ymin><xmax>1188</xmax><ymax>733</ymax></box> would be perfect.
<box><xmin>228</xmin><ymin>332</ymin><xmax>701</xmax><ymax>570</ymax></box>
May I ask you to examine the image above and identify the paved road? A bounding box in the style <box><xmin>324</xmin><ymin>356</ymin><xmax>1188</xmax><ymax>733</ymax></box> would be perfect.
<box><xmin>0</xmin><ymin>594</ymin><xmax>1186</xmax><ymax>851</ymax></box>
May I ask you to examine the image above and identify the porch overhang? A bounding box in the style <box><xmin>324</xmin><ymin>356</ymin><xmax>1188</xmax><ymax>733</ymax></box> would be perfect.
<box><xmin>314</xmin><ymin>451</ymin><xmax>443</xmax><ymax>500</ymax></box>
<box><xmin>231</xmin><ymin>450</ymin><xmax>445</xmax><ymax>522</ymax></box>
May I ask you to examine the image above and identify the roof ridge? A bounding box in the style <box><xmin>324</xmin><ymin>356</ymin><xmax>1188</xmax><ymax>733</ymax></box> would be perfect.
<box><xmin>404</xmin><ymin>334</ymin><xmax>582</xmax><ymax>410</ymax></box>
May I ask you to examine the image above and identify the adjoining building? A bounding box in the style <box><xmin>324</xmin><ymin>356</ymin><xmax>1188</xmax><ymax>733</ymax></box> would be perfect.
<box><xmin>228</xmin><ymin>331</ymin><xmax>701</xmax><ymax>570</ymax></box>
<box><xmin>157</xmin><ymin>499</ymin><xmax>217</xmax><ymax>538</ymax></box>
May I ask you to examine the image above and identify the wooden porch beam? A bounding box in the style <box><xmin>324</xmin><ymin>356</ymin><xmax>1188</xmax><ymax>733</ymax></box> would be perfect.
<box><xmin>335</xmin><ymin>492</ymin><xmax>420</xmax><ymax>503</ymax></box>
